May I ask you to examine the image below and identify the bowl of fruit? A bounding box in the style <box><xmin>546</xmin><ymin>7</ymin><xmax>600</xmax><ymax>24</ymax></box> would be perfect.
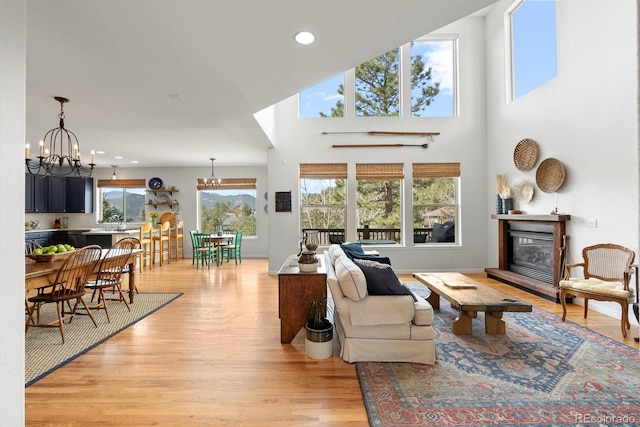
<box><xmin>27</xmin><ymin>244</ymin><xmax>76</xmax><ymax>262</ymax></box>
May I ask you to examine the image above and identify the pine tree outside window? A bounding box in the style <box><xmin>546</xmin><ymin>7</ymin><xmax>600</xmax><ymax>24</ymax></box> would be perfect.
<box><xmin>356</xmin><ymin>163</ymin><xmax>403</xmax><ymax>244</ymax></box>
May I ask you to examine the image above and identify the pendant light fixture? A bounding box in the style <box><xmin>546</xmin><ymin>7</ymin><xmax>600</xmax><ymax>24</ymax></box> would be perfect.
<box><xmin>202</xmin><ymin>157</ymin><xmax>221</xmax><ymax>188</ymax></box>
<box><xmin>111</xmin><ymin>165</ymin><xmax>118</xmax><ymax>180</ymax></box>
<box><xmin>25</xmin><ymin>96</ymin><xmax>95</xmax><ymax>177</ymax></box>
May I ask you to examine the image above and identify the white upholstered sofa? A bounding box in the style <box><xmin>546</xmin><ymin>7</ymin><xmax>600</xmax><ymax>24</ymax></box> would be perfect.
<box><xmin>324</xmin><ymin>244</ymin><xmax>436</xmax><ymax>365</ymax></box>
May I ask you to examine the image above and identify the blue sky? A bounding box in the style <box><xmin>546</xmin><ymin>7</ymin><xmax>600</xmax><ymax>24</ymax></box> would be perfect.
<box><xmin>299</xmin><ymin>0</ymin><xmax>557</xmax><ymax>114</ymax></box>
<box><xmin>513</xmin><ymin>0</ymin><xmax>557</xmax><ymax>98</ymax></box>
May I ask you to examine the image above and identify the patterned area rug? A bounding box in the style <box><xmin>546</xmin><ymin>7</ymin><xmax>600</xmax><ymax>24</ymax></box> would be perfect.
<box><xmin>357</xmin><ymin>284</ymin><xmax>640</xmax><ymax>427</ymax></box>
<box><xmin>25</xmin><ymin>292</ymin><xmax>181</xmax><ymax>386</ymax></box>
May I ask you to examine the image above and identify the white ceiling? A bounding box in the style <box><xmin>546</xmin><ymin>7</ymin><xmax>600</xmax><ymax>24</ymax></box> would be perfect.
<box><xmin>26</xmin><ymin>0</ymin><xmax>497</xmax><ymax>169</ymax></box>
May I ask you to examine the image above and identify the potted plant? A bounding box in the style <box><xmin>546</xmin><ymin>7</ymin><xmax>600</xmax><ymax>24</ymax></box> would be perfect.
<box><xmin>149</xmin><ymin>212</ymin><xmax>159</xmax><ymax>227</ymax></box>
<box><xmin>304</xmin><ymin>294</ymin><xmax>333</xmax><ymax>359</ymax></box>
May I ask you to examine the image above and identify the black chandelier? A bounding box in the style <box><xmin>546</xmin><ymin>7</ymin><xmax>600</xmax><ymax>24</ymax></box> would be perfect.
<box><xmin>201</xmin><ymin>157</ymin><xmax>221</xmax><ymax>188</ymax></box>
<box><xmin>25</xmin><ymin>96</ymin><xmax>95</xmax><ymax>177</ymax></box>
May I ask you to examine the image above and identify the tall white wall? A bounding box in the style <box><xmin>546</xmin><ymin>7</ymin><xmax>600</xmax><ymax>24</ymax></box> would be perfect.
<box><xmin>0</xmin><ymin>0</ymin><xmax>26</xmax><ymax>423</ymax></box>
<box><xmin>484</xmin><ymin>0</ymin><xmax>639</xmax><ymax>318</ymax></box>
<box><xmin>266</xmin><ymin>18</ymin><xmax>490</xmax><ymax>274</ymax></box>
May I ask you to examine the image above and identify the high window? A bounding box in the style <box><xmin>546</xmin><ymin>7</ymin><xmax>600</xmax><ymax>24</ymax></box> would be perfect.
<box><xmin>300</xmin><ymin>164</ymin><xmax>347</xmax><ymax>245</ymax></box>
<box><xmin>355</xmin><ymin>48</ymin><xmax>400</xmax><ymax>117</ymax></box>
<box><xmin>299</xmin><ymin>37</ymin><xmax>456</xmax><ymax>118</ymax></box>
<box><xmin>356</xmin><ymin>163</ymin><xmax>403</xmax><ymax>244</ymax></box>
<box><xmin>299</xmin><ymin>73</ymin><xmax>344</xmax><ymax>118</ymax></box>
<box><xmin>510</xmin><ymin>0</ymin><xmax>557</xmax><ymax>99</ymax></box>
<box><xmin>197</xmin><ymin>178</ymin><xmax>257</xmax><ymax>236</ymax></box>
<box><xmin>97</xmin><ymin>179</ymin><xmax>147</xmax><ymax>224</ymax></box>
<box><xmin>410</xmin><ymin>38</ymin><xmax>456</xmax><ymax>117</ymax></box>
<box><xmin>412</xmin><ymin>163</ymin><xmax>460</xmax><ymax>244</ymax></box>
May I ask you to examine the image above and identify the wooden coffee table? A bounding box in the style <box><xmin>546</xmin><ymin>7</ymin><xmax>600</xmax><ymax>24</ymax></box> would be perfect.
<box><xmin>413</xmin><ymin>272</ymin><xmax>532</xmax><ymax>335</ymax></box>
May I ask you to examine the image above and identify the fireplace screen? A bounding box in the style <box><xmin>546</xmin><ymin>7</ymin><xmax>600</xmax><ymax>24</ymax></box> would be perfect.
<box><xmin>508</xmin><ymin>224</ymin><xmax>554</xmax><ymax>284</ymax></box>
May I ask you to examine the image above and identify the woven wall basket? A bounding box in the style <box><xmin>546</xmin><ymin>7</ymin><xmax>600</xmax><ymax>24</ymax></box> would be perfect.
<box><xmin>513</xmin><ymin>138</ymin><xmax>539</xmax><ymax>171</ymax></box>
<box><xmin>536</xmin><ymin>158</ymin><xmax>566</xmax><ymax>193</ymax></box>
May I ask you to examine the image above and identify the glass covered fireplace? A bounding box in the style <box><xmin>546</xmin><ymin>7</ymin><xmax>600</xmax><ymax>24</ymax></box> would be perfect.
<box><xmin>486</xmin><ymin>214</ymin><xmax>570</xmax><ymax>302</ymax></box>
<box><xmin>509</xmin><ymin>223</ymin><xmax>554</xmax><ymax>284</ymax></box>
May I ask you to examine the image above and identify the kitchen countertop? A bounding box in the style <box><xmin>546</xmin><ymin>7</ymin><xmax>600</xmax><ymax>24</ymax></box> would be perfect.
<box><xmin>26</xmin><ymin>228</ymin><xmax>90</xmax><ymax>233</ymax></box>
<box><xmin>82</xmin><ymin>229</ymin><xmax>139</xmax><ymax>235</ymax></box>
<box><xmin>26</xmin><ymin>227</ymin><xmax>140</xmax><ymax>235</ymax></box>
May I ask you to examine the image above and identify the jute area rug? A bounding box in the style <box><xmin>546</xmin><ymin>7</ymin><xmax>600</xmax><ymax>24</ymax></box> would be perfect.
<box><xmin>25</xmin><ymin>292</ymin><xmax>181</xmax><ymax>387</ymax></box>
<box><xmin>356</xmin><ymin>284</ymin><xmax>640</xmax><ymax>427</ymax></box>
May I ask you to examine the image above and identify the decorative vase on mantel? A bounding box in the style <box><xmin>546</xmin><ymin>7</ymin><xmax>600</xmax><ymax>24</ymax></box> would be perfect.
<box><xmin>496</xmin><ymin>195</ymin><xmax>513</xmax><ymax>214</ymax></box>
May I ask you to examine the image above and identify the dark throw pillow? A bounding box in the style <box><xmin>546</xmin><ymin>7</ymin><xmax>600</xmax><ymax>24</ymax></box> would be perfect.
<box><xmin>341</xmin><ymin>242</ymin><xmax>365</xmax><ymax>254</ymax></box>
<box><xmin>353</xmin><ymin>259</ymin><xmax>416</xmax><ymax>301</ymax></box>
<box><xmin>348</xmin><ymin>252</ymin><xmax>392</xmax><ymax>266</ymax></box>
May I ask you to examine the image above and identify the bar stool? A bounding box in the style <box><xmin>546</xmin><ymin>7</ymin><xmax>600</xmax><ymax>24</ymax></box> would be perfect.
<box><xmin>171</xmin><ymin>220</ymin><xmax>185</xmax><ymax>260</ymax></box>
<box><xmin>139</xmin><ymin>222</ymin><xmax>153</xmax><ymax>271</ymax></box>
<box><xmin>153</xmin><ymin>221</ymin><xmax>171</xmax><ymax>266</ymax></box>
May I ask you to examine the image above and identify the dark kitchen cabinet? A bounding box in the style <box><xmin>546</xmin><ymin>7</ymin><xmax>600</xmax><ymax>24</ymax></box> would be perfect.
<box><xmin>25</xmin><ymin>174</ymin><xmax>94</xmax><ymax>213</ymax></box>
<box><xmin>25</xmin><ymin>174</ymin><xmax>48</xmax><ymax>213</ymax></box>
<box><xmin>25</xmin><ymin>175</ymin><xmax>34</xmax><ymax>212</ymax></box>
<box><xmin>48</xmin><ymin>176</ymin><xmax>67</xmax><ymax>213</ymax></box>
<box><xmin>66</xmin><ymin>177</ymin><xmax>94</xmax><ymax>213</ymax></box>
<box><xmin>25</xmin><ymin>231</ymin><xmax>52</xmax><ymax>247</ymax></box>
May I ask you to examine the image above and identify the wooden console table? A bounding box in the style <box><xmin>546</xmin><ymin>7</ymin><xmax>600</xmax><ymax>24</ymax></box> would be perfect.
<box><xmin>277</xmin><ymin>254</ymin><xmax>327</xmax><ymax>343</ymax></box>
<box><xmin>486</xmin><ymin>214</ymin><xmax>570</xmax><ymax>302</ymax></box>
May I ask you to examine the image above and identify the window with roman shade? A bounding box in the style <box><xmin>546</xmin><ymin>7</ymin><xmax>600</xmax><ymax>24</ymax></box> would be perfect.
<box><xmin>196</xmin><ymin>178</ymin><xmax>257</xmax><ymax>191</ymax></box>
<box><xmin>300</xmin><ymin>163</ymin><xmax>347</xmax><ymax>245</ymax></box>
<box><xmin>97</xmin><ymin>179</ymin><xmax>146</xmax><ymax>223</ymax></box>
<box><xmin>197</xmin><ymin>178</ymin><xmax>257</xmax><ymax>237</ymax></box>
<box><xmin>412</xmin><ymin>162</ymin><xmax>460</xmax><ymax>244</ymax></box>
<box><xmin>355</xmin><ymin>163</ymin><xmax>403</xmax><ymax>244</ymax></box>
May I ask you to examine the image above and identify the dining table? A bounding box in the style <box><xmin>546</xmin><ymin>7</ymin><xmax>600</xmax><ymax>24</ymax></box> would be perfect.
<box><xmin>25</xmin><ymin>248</ymin><xmax>143</xmax><ymax>303</ymax></box>
<box><xmin>206</xmin><ymin>233</ymin><xmax>235</xmax><ymax>265</ymax></box>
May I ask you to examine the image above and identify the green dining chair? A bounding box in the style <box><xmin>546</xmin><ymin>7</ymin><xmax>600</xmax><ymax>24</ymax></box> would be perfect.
<box><xmin>189</xmin><ymin>230</ymin><xmax>199</xmax><ymax>265</ymax></box>
<box><xmin>222</xmin><ymin>230</ymin><xmax>243</xmax><ymax>264</ymax></box>
<box><xmin>192</xmin><ymin>232</ymin><xmax>218</xmax><ymax>269</ymax></box>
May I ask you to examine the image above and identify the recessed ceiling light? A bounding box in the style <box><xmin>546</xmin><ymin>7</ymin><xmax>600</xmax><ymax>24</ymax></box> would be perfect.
<box><xmin>96</xmin><ymin>150</ymin><xmax>105</xmax><ymax>154</ymax></box>
<box><xmin>114</xmin><ymin>156</ymin><xmax>123</xmax><ymax>160</ymax></box>
<box><xmin>295</xmin><ymin>31</ymin><xmax>315</xmax><ymax>45</ymax></box>
<box><xmin>131</xmin><ymin>160</ymin><xmax>139</xmax><ymax>164</ymax></box>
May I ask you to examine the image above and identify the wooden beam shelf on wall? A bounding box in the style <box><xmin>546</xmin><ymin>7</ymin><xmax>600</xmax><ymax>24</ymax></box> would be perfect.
<box><xmin>322</xmin><ymin>130</ymin><xmax>440</xmax><ymax>149</ymax></box>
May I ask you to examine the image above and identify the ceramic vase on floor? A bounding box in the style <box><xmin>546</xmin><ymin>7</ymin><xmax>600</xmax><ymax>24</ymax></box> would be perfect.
<box><xmin>305</xmin><ymin>322</ymin><xmax>333</xmax><ymax>359</ymax></box>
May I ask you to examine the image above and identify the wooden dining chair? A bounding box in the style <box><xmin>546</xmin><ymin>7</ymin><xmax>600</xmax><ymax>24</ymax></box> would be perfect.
<box><xmin>114</xmin><ymin>237</ymin><xmax>141</xmax><ymax>295</ymax></box>
<box><xmin>170</xmin><ymin>220</ymin><xmax>185</xmax><ymax>261</ymax></box>
<box><xmin>25</xmin><ymin>239</ymin><xmax>43</xmax><ymax>255</ymax></box>
<box><xmin>25</xmin><ymin>245</ymin><xmax>103</xmax><ymax>344</ymax></box>
<box><xmin>139</xmin><ymin>222</ymin><xmax>153</xmax><ymax>271</ymax></box>
<box><xmin>25</xmin><ymin>240</ymin><xmax>44</xmax><ymax>313</ymax></box>
<box><xmin>153</xmin><ymin>221</ymin><xmax>171</xmax><ymax>266</ymax></box>
<box><xmin>83</xmin><ymin>239</ymin><xmax>135</xmax><ymax>322</ymax></box>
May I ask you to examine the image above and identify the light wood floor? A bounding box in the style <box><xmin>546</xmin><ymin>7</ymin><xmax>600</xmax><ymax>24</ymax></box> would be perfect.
<box><xmin>25</xmin><ymin>258</ymin><xmax>639</xmax><ymax>426</ymax></box>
